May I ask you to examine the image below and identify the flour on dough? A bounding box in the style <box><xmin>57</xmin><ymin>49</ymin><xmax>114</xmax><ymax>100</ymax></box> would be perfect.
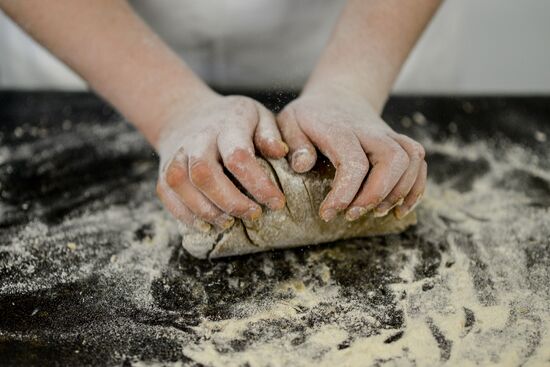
<box><xmin>180</xmin><ymin>157</ymin><xmax>416</xmax><ymax>259</ymax></box>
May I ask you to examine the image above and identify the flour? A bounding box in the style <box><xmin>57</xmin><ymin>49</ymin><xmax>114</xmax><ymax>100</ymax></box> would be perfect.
<box><xmin>173</xmin><ymin>136</ymin><xmax>550</xmax><ymax>366</ymax></box>
<box><xmin>1</xmin><ymin>118</ymin><xmax>549</xmax><ymax>366</ymax></box>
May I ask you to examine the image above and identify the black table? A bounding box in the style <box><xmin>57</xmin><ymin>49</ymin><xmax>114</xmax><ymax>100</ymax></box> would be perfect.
<box><xmin>1</xmin><ymin>92</ymin><xmax>549</xmax><ymax>366</ymax></box>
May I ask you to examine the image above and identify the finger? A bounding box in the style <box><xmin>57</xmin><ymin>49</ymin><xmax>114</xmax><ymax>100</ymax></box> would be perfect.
<box><xmin>219</xmin><ymin>130</ymin><xmax>286</xmax><ymax>211</ymax></box>
<box><xmin>165</xmin><ymin>154</ymin><xmax>235</xmax><ymax>230</ymax></box>
<box><xmin>254</xmin><ymin>103</ymin><xmax>288</xmax><ymax>159</ymax></box>
<box><xmin>277</xmin><ymin>107</ymin><xmax>317</xmax><ymax>173</ymax></box>
<box><xmin>372</xmin><ymin>135</ymin><xmax>425</xmax><ymax>217</ymax></box>
<box><xmin>187</xmin><ymin>144</ymin><xmax>262</xmax><ymax>221</ymax></box>
<box><xmin>346</xmin><ymin>137</ymin><xmax>409</xmax><ymax>221</ymax></box>
<box><xmin>156</xmin><ymin>179</ymin><xmax>211</xmax><ymax>233</ymax></box>
<box><xmin>395</xmin><ymin>160</ymin><xmax>427</xmax><ymax>219</ymax></box>
<box><xmin>298</xmin><ymin>124</ymin><xmax>368</xmax><ymax>222</ymax></box>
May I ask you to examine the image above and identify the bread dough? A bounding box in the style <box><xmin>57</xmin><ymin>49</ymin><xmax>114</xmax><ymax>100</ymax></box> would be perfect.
<box><xmin>180</xmin><ymin>157</ymin><xmax>416</xmax><ymax>259</ymax></box>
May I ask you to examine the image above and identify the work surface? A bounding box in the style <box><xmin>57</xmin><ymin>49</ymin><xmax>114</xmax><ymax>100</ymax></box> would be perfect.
<box><xmin>1</xmin><ymin>93</ymin><xmax>549</xmax><ymax>367</ymax></box>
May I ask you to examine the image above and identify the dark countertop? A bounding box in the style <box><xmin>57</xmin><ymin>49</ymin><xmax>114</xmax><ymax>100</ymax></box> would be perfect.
<box><xmin>0</xmin><ymin>92</ymin><xmax>549</xmax><ymax>366</ymax></box>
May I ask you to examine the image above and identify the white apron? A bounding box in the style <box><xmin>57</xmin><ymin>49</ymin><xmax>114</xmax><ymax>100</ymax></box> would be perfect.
<box><xmin>1</xmin><ymin>0</ymin><xmax>549</xmax><ymax>93</ymax></box>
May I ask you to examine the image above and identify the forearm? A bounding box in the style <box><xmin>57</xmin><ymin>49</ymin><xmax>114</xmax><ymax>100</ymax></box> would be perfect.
<box><xmin>305</xmin><ymin>0</ymin><xmax>441</xmax><ymax>111</ymax></box>
<box><xmin>0</xmin><ymin>0</ymin><xmax>211</xmax><ymax>146</ymax></box>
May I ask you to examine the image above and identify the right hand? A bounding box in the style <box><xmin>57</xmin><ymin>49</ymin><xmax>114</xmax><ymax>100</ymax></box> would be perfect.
<box><xmin>155</xmin><ymin>91</ymin><xmax>288</xmax><ymax>232</ymax></box>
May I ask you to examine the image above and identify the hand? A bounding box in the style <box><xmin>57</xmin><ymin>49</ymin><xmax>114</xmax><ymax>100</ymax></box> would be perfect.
<box><xmin>277</xmin><ymin>84</ymin><xmax>426</xmax><ymax>222</ymax></box>
<box><xmin>156</xmin><ymin>92</ymin><xmax>288</xmax><ymax>232</ymax></box>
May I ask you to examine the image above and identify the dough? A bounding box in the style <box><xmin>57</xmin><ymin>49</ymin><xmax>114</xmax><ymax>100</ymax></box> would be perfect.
<box><xmin>180</xmin><ymin>157</ymin><xmax>416</xmax><ymax>259</ymax></box>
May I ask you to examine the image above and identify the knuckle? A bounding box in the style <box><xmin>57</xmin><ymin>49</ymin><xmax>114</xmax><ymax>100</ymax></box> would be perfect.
<box><xmin>189</xmin><ymin>159</ymin><xmax>214</xmax><ymax>187</ymax></box>
<box><xmin>230</xmin><ymin>96</ymin><xmax>256</xmax><ymax>117</ymax></box>
<box><xmin>411</xmin><ymin>142</ymin><xmax>426</xmax><ymax>160</ymax></box>
<box><xmin>225</xmin><ymin>148</ymin><xmax>253</xmax><ymax>174</ymax></box>
<box><xmin>165</xmin><ymin>163</ymin><xmax>186</xmax><ymax>188</ymax></box>
<box><xmin>255</xmin><ymin>126</ymin><xmax>272</xmax><ymax>142</ymax></box>
<box><xmin>389</xmin><ymin>145</ymin><xmax>409</xmax><ymax>167</ymax></box>
<box><xmin>277</xmin><ymin>107</ymin><xmax>294</xmax><ymax>126</ymax></box>
<box><xmin>385</xmin><ymin>141</ymin><xmax>410</xmax><ymax>169</ymax></box>
<box><xmin>348</xmin><ymin>155</ymin><xmax>369</xmax><ymax>176</ymax></box>
<box><xmin>398</xmin><ymin>134</ymin><xmax>426</xmax><ymax>161</ymax></box>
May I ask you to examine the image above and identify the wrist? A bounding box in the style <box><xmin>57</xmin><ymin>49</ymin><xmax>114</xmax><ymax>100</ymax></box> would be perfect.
<box><xmin>126</xmin><ymin>73</ymin><xmax>217</xmax><ymax>149</ymax></box>
<box><xmin>303</xmin><ymin>73</ymin><xmax>389</xmax><ymax>113</ymax></box>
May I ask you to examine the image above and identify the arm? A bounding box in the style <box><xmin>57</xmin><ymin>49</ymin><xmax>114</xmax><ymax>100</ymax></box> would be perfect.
<box><xmin>278</xmin><ymin>0</ymin><xmax>440</xmax><ymax>221</ymax></box>
<box><xmin>0</xmin><ymin>0</ymin><xmax>288</xmax><ymax>230</ymax></box>
<box><xmin>306</xmin><ymin>0</ymin><xmax>441</xmax><ymax>111</ymax></box>
<box><xmin>0</xmin><ymin>0</ymin><xmax>206</xmax><ymax>145</ymax></box>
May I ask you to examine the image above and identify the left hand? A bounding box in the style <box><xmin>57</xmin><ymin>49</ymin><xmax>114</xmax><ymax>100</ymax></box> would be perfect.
<box><xmin>277</xmin><ymin>83</ymin><xmax>427</xmax><ymax>222</ymax></box>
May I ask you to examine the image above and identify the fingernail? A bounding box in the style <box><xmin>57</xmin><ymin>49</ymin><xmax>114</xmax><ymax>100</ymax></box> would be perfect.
<box><xmin>374</xmin><ymin>199</ymin><xmax>402</xmax><ymax>218</ymax></box>
<box><xmin>373</xmin><ymin>204</ymin><xmax>390</xmax><ymax>218</ymax></box>
<box><xmin>345</xmin><ymin>206</ymin><xmax>368</xmax><ymax>221</ymax></box>
<box><xmin>193</xmin><ymin>218</ymin><xmax>211</xmax><ymax>233</ymax></box>
<box><xmin>394</xmin><ymin>206</ymin><xmax>406</xmax><ymax>219</ymax></box>
<box><xmin>395</xmin><ymin>205</ymin><xmax>414</xmax><ymax>219</ymax></box>
<box><xmin>364</xmin><ymin>203</ymin><xmax>376</xmax><ymax>212</ymax></box>
<box><xmin>373</xmin><ymin>205</ymin><xmax>391</xmax><ymax>218</ymax></box>
<box><xmin>409</xmin><ymin>194</ymin><xmax>423</xmax><ymax>212</ymax></box>
<box><xmin>245</xmin><ymin>206</ymin><xmax>262</xmax><ymax>221</ymax></box>
<box><xmin>215</xmin><ymin>214</ymin><xmax>235</xmax><ymax>230</ymax></box>
<box><xmin>395</xmin><ymin>196</ymin><xmax>422</xmax><ymax>219</ymax></box>
<box><xmin>291</xmin><ymin>149</ymin><xmax>314</xmax><ymax>172</ymax></box>
<box><xmin>267</xmin><ymin>197</ymin><xmax>285</xmax><ymax>211</ymax></box>
<box><xmin>321</xmin><ymin>208</ymin><xmax>337</xmax><ymax>222</ymax></box>
<box><xmin>280</xmin><ymin>141</ymin><xmax>289</xmax><ymax>155</ymax></box>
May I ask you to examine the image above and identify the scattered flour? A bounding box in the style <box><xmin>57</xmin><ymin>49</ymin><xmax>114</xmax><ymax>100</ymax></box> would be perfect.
<box><xmin>1</xmin><ymin>123</ymin><xmax>549</xmax><ymax>366</ymax></box>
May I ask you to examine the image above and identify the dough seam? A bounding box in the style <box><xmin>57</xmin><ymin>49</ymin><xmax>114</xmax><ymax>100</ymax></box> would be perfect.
<box><xmin>206</xmin><ymin>232</ymin><xmax>226</xmax><ymax>259</ymax></box>
<box><xmin>181</xmin><ymin>157</ymin><xmax>417</xmax><ymax>259</ymax></box>
<box><xmin>240</xmin><ymin>222</ymin><xmax>260</xmax><ymax>248</ymax></box>
<box><xmin>301</xmin><ymin>176</ymin><xmax>315</xmax><ymax>214</ymax></box>
<box><xmin>263</xmin><ymin>158</ymin><xmax>300</xmax><ymax>221</ymax></box>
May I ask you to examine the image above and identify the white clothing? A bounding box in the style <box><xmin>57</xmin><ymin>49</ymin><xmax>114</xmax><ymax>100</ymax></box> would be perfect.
<box><xmin>1</xmin><ymin>0</ymin><xmax>550</xmax><ymax>93</ymax></box>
